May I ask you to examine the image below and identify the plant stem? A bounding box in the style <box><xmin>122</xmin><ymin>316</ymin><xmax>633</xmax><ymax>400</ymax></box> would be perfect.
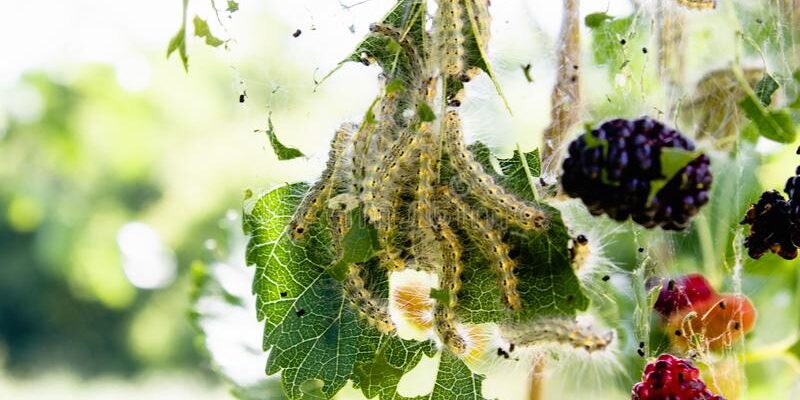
<box><xmin>528</xmin><ymin>358</ymin><xmax>546</xmax><ymax>400</ymax></box>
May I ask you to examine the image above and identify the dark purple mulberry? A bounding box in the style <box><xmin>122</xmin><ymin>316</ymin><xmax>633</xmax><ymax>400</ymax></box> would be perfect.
<box><xmin>742</xmin><ymin>168</ymin><xmax>800</xmax><ymax>260</ymax></box>
<box><xmin>561</xmin><ymin>117</ymin><xmax>712</xmax><ymax>230</ymax></box>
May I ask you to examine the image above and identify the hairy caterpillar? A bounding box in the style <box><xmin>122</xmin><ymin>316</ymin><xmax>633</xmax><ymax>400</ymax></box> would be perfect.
<box><xmin>432</xmin><ymin>219</ymin><xmax>467</xmax><ymax>354</ymax></box>
<box><xmin>289</xmin><ymin>123</ymin><xmax>355</xmax><ymax>240</ymax></box>
<box><xmin>368</xmin><ymin>23</ymin><xmax>424</xmax><ymax>73</ymax></box>
<box><xmin>343</xmin><ymin>263</ymin><xmax>397</xmax><ymax>335</ymax></box>
<box><xmin>467</xmin><ymin>0</ymin><xmax>491</xmax><ymax>54</ymax></box>
<box><xmin>360</xmin><ymin>89</ymin><xmax>402</xmax><ymax>221</ymax></box>
<box><xmin>674</xmin><ymin>0</ymin><xmax>716</xmax><ymax>10</ymax></box>
<box><xmin>363</xmin><ymin>127</ymin><xmax>419</xmax><ymax>222</ymax></box>
<box><xmin>443</xmin><ymin>187</ymin><xmax>522</xmax><ymax>311</ymax></box>
<box><xmin>436</xmin><ymin>0</ymin><xmax>466</xmax><ymax>76</ymax></box>
<box><xmin>411</xmin><ymin>127</ymin><xmax>441</xmax><ymax>268</ymax></box>
<box><xmin>377</xmin><ymin>192</ymin><xmax>409</xmax><ymax>271</ymax></box>
<box><xmin>502</xmin><ymin>318</ymin><xmax>614</xmax><ymax>352</ymax></box>
<box><xmin>442</xmin><ymin>110</ymin><xmax>547</xmax><ymax>232</ymax></box>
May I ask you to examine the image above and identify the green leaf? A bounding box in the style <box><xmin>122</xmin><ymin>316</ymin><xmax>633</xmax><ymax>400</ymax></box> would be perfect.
<box><xmin>226</xmin><ymin>0</ymin><xmax>239</xmax><ymax>13</ymax></box>
<box><xmin>245</xmin><ymin>184</ymin><xmax>361</xmax><ymax>399</ymax></box>
<box><xmin>467</xmin><ymin>143</ymin><xmax>541</xmax><ymax>202</ymax></box>
<box><xmin>754</xmin><ymin>73</ymin><xmax>779</xmax><ymax>106</ymax></box>
<box><xmin>193</xmin><ymin>15</ymin><xmax>225</xmax><ymax>47</ymax></box>
<box><xmin>345</xmin><ymin>0</ymin><xmax>426</xmax><ymax>78</ymax></box>
<box><xmin>589</xmin><ymin>14</ymin><xmax>633</xmax><ymax>74</ymax></box>
<box><xmin>329</xmin><ymin>209</ymin><xmax>380</xmax><ymax>281</ymax></box>
<box><xmin>352</xmin><ymin>333</ymin><xmax>437</xmax><ymax>400</ymax></box>
<box><xmin>424</xmin><ymin>352</ymin><xmax>490</xmax><ymax>400</ymax></box>
<box><xmin>167</xmin><ymin>0</ymin><xmax>189</xmax><ymax>72</ymax></box>
<box><xmin>740</xmin><ymin>95</ymin><xmax>797</xmax><ymax>143</ymax></box>
<box><xmin>584</xmin><ymin>12</ymin><xmax>614</xmax><ymax>28</ymax></box>
<box><xmin>646</xmin><ymin>147</ymin><xmax>702</xmax><ymax>203</ymax></box>
<box><xmin>262</xmin><ymin>114</ymin><xmax>305</xmax><ymax>160</ymax></box>
<box><xmin>417</xmin><ymin>102</ymin><xmax>436</xmax><ymax>123</ymax></box>
<box><xmin>462</xmin><ymin>0</ymin><xmax>511</xmax><ymax>112</ymax></box>
<box><xmin>453</xmin><ymin>144</ymin><xmax>589</xmax><ymax>324</ymax></box>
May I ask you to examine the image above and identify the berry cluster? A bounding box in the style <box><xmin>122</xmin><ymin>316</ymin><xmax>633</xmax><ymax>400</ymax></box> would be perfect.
<box><xmin>562</xmin><ymin>117</ymin><xmax>712</xmax><ymax>230</ymax></box>
<box><xmin>652</xmin><ymin>274</ymin><xmax>756</xmax><ymax>352</ymax></box>
<box><xmin>742</xmin><ymin>166</ymin><xmax>800</xmax><ymax>260</ymax></box>
<box><xmin>632</xmin><ymin>354</ymin><xmax>725</xmax><ymax>400</ymax></box>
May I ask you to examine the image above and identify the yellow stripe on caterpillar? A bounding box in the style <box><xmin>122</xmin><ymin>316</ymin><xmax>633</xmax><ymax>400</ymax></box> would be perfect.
<box><xmin>443</xmin><ymin>187</ymin><xmax>522</xmax><ymax>311</ymax></box>
<box><xmin>289</xmin><ymin>122</ymin><xmax>355</xmax><ymax>240</ymax></box>
<box><xmin>502</xmin><ymin>317</ymin><xmax>614</xmax><ymax>352</ymax></box>
<box><xmin>436</xmin><ymin>0</ymin><xmax>466</xmax><ymax>76</ymax></box>
<box><xmin>343</xmin><ymin>264</ymin><xmax>397</xmax><ymax>335</ymax></box>
<box><xmin>674</xmin><ymin>0</ymin><xmax>716</xmax><ymax>10</ymax></box>
<box><xmin>442</xmin><ymin>111</ymin><xmax>547</xmax><ymax>232</ymax></box>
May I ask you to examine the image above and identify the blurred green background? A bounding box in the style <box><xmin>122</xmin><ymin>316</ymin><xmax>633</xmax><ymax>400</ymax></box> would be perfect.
<box><xmin>2</xmin><ymin>0</ymin><xmax>800</xmax><ymax>398</ymax></box>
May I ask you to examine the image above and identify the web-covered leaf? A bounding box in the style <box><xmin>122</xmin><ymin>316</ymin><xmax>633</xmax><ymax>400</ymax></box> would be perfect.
<box><xmin>451</xmin><ymin>143</ymin><xmax>589</xmax><ymax>324</ymax></box>
<box><xmin>345</xmin><ymin>0</ymin><xmax>426</xmax><ymax>78</ymax></box>
<box><xmin>587</xmin><ymin>13</ymin><xmax>634</xmax><ymax>76</ymax></box>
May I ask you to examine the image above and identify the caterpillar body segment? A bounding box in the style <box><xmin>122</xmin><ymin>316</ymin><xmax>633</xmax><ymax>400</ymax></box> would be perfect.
<box><xmin>502</xmin><ymin>318</ymin><xmax>614</xmax><ymax>352</ymax></box>
<box><xmin>434</xmin><ymin>307</ymin><xmax>468</xmax><ymax>355</ymax></box>
<box><xmin>467</xmin><ymin>0</ymin><xmax>491</xmax><ymax>55</ymax></box>
<box><xmin>443</xmin><ymin>187</ymin><xmax>522</xmax><ymax>311</ymax></box>
<box><xmin>412</xmin><ymin>127</ymin><xmax>441</xmax><ymax>261</ymax></box>
<box><xmin>442</xmin><ymin>111</ymin><xmax>547</xmax><ymax>232</ymax></box>
<box><xmin>368</xmin><ymin>23</ymin><xmax>424</xmax><ymax>74</ymax></box>
<box><xmin>343</xmin><ymin>263</ymin><xmax>397</xmax><ymax>335</ymax></box>
<box><xmin>289</xmin><ymin>123</ymin><xmax>356</xmax><ymax>240</ymax></box>
<box><xmin>434</xmin><ymin>218</ymin><xmax>464</xmax><ymax>308</ymax></box>
<box><xmin>363</xmin><ymin>127</ymin><xmax>419</xmax><ymax>222</ymax></box>
<box><xmin>377</xmin><ymin>191</ymin><xmax>410</xmax><ymax>272</ymax></box>
<box><xmin>674</xmin><ymin>0</ymin><xmax>716</xmax><ymax>10</ymax></box>
<box><xmin>436</xmin><ymin>0</ymin><xmax>466</xmax><ymax>76</ymax></box>
<box><xmin>432</xmin><ymin>217</ymin><xmax>468</xmax><ymax>355</ymax></box>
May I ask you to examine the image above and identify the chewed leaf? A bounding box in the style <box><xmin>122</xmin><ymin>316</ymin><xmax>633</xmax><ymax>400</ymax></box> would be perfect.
<box><xmin>261</xmin><ymin>114</ymin><xmax>305</xmax><ymax>160</ymax></box>
<box><xmin>351</xmin><ymin>331</ymin><xmax>436</xmax><ymax>400</ymax></box>
<box><xmin>588</xmin><ymin>14</ymin><xmax>634</xmax><ymax>75</ymax></box>
<box><xmin>425</xmin><ymin>352</ymin><xmax>490</xmax><ymax>400</ymax></box>
<box><xmin>193</xmin><ymin>16</ymin><xmax>225</xmax><ymax>47</ymax></box>
<box><xmin>754</xmin><ymin>73</ymin><xmax>779</xmax><ymax>106</ymax></box>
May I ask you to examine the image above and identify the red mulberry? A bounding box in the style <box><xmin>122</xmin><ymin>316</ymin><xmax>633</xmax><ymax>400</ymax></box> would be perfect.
<box><xmin>632</xmin><ymin>354</ymin><xmax>725</xmax><ymax>400</ymax></box>
<box><xmin>562</xmin><ymin>117</ymin><xmax>712</xmax><ymax>230</ymax></box>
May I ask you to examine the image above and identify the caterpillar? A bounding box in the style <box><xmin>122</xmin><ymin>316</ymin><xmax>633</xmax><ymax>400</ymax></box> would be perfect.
<box><xmin>289</xmin><ymin>123</ymin><xmax>355</xmax><ymax>240</ymax></box>
<box><xmin>442</xmin><ymin>110</ymin><xmax>547</xmax><ymax>232</ymax></box>
<box><xmin>343</xmin><ymin>263</ymin><xmax>397</xmax><ymax>335</ymax></box>
<box><xmin>412</xmin><ymin>127</ymin><xmax>441</xmax><ymax>267</ymax></box>
<box><xmin>674</xmin><ymin>0</ymin><xmax>716</xmax><ymax>10</ymax></box>
<box><xmin>432</xmin><ymin>219</ymin><xmax>467</xmax><ymax>354</ymax></box>
<box><xmin>360</xmin><ymin>89</ymin><xmax>402</xmax><ymax>221</ymax></box>
<box><xmin>368</xmin><ymin>23</ymin><xmax>424</xmax><ymax>73</ymax></box>
<box><xmin>464</xmin><ymin>0</ymin><xmax>491</xmax><ymax>58</ymax></box>
<box><xmin>436</xmin><ymin>0</ymin><xmax>466</xmax><ymax>76</ymax></box>
<box><xmin>502</xmin><ymin>317</ymin><xmax>614</xmax><ymax>352</ymax></box>
<box><xmin>363</xmin><ymin>127</ymin><xmax>419</xmax><ymax>222</ymax></box>
<box><xmin>377</xmin><ymin>191</ymin><xmax>409</xmax><ymax>271</ymax></box>
<box><xmin>444</xmin><ymin>187</ymin><xmax>522</xmax><ymax>311</ymax></box>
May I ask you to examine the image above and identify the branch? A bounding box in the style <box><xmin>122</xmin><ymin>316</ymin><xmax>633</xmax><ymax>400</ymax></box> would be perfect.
<box><xmin>541</xmin><ymin>0</ymin><xmax>581</xmax><ymax>179</ymax></box>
